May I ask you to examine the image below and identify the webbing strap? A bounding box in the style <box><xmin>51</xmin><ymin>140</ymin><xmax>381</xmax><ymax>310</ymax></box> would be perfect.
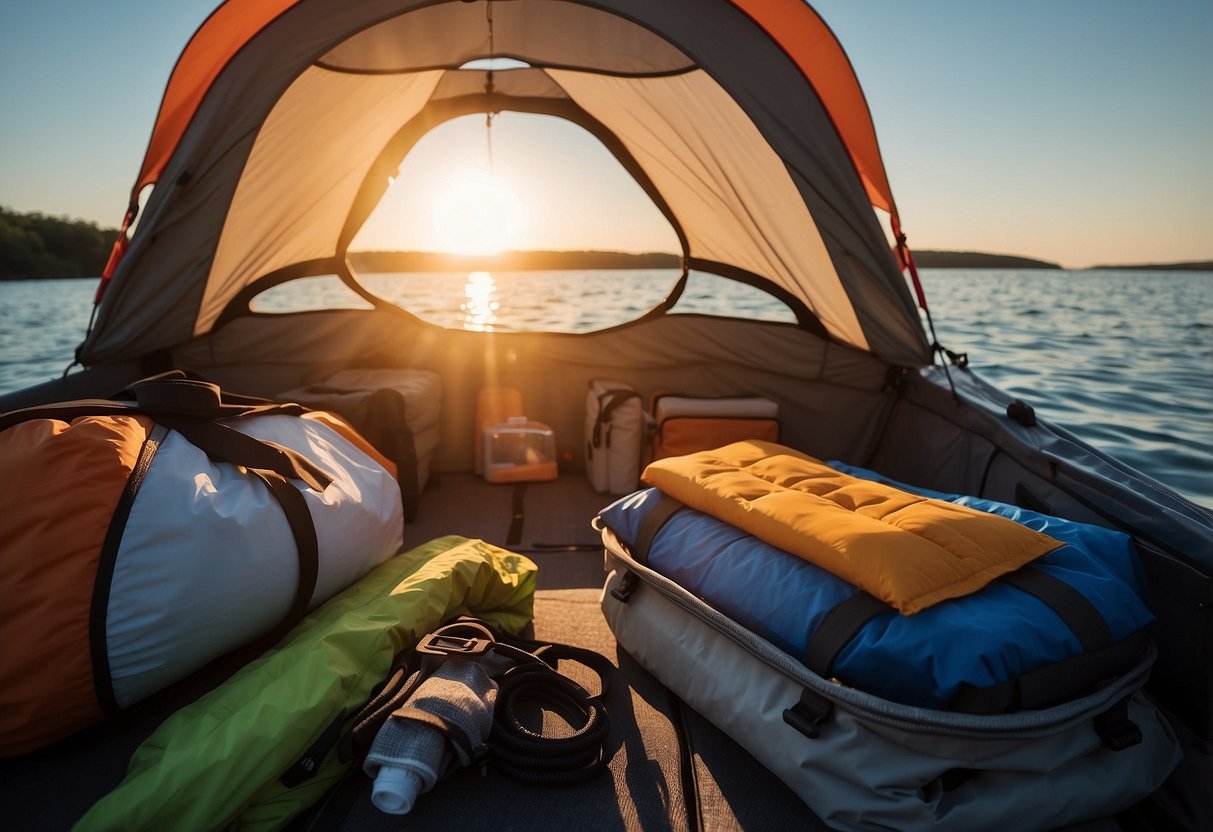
<box><xmin>950</xmin><ymin>629</ymin><xmax>1150</xmax><ymax>714</ymax></box>
<box><xmin>125</xmin><ymin>371</ymin><xmax>306</xmax><ymax>416</ymax></box>
<box><xmin>1000</xmin><ymin>565</ymin><xmax>1114</xmax><ymax>652</ymax></box>
<box><xmin>506</xmin><ymin>483</ymin><xmax>528</xmax><ymax>545</ymax></box>
<box><xmin>592</xmin><ymin>389</ymin><xmax>640</xmax><ymax>448</ymax></box>
<box><xmin>90</xmin><ymin>421</ymin><xmax>170</xmax><ymax>714</ymax></box>
<box><xmin>632</xmin><ymin>494</ymin><xmax>685</xmax><ymax>563</ymax></box>
<box><xmin>158</xmin><ymin>415</ymin><xmax>332</xmax><ymax>493</ymax></box>
<box><xmin>0</xmin><ymin>376</ymin><xmax>306</xmax><ymax>432</ymax></box>
<box><xmin>799</xmin><ymin>564</ymin><xmax>1128</xmax><ymax>711</ymax></box>
<box><xmin>250</xmin><ymin>468</ymin><xmax>321</xmax><ymax>643</ymax></box>
<box><xmin>0</xmin><ymin>398</ymin><xmax>331</xmax><ymax>494</ymax></box>
<box><xmin>802</xmin><ymin>591</ymin><xmax>891</xmax><ymax>678</ymax></box>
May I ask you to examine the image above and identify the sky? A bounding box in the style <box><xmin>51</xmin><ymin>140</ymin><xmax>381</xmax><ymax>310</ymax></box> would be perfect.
<box><xmin>1</xmin><ymin>1</ymin><xmax>1211</xmax><ymax>269</ymax></box>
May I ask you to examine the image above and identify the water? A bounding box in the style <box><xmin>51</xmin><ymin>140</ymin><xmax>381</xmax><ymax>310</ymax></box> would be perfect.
<box><xmin>1</xmin><ymin>269</ymin><xmax>1209</xmax><ymax>508</ymax></box>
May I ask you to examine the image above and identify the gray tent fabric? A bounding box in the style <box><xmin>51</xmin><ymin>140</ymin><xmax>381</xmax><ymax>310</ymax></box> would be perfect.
<box><xmin>79</xmin><ymin>0</ymin><xmax>930</xmax><ymax>368</ymax></box>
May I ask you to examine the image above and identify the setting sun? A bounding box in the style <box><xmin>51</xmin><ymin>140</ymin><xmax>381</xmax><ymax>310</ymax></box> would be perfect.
<box><xmin>431</xmin><ymin>169</ymin><xmax>525</xmax><ymax>255</ymax></box>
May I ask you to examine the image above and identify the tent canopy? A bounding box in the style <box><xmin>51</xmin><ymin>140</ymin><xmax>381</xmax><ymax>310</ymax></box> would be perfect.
<box><xmin>83</xmin><ymin>0</ymin><xmax>931</xmax><ymax>367</ymax></box>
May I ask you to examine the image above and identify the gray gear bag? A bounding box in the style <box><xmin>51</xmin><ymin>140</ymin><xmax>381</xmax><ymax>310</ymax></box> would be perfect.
<box><xmin>599</xmin><ymin>524</ymin><xmax>1181</xmax><ymax>832</ymax></box>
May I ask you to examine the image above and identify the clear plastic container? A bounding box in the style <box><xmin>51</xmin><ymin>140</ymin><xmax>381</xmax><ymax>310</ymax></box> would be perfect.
<box><xmin>474</xmin><ymin>387</ymin><xmax>524</xmax><ymax>475</ymax></box>
<box><xmin>482</xmin><ymin>417</ymin><xmax>558</xmax><ymax>483</ymax></box>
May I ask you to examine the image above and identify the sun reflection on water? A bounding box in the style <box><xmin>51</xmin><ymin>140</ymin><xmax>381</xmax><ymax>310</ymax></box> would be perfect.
<box><xmin>461</xmin><ymin>271</ymin><xmax>499</xmax><ymax>331</ymax></box>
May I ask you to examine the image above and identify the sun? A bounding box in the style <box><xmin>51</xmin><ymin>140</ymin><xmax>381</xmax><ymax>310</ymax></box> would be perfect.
<box><xmin>431</xmin><ymin>169</ymin><xmax>525</xmax><ymax>255</ymax></box>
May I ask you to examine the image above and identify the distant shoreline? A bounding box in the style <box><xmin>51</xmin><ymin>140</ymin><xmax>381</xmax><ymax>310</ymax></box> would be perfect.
<box><xmin>349</xmin><ymin>249</ymin><xmax>681</xmax><ymax>273</ymax></box>
<box><xmin>909</xmin><ymin>251</ymin><xmax>1212</xmax><ymax>272</ymax></box>
<box><xmin>349</xmin><ymin>249</ymin><xmax>1212</xmax><ymax>274</ymax></box>
<box><xmin>351</xmin><ymin>250</ymin><xmax>1212</xmax><ymax>274</ymax></box>
<box><xmin>3</xmin><ymin>198</ymin><xmax>1210</xmax><ymax>279</ymax></box>
<box><xmin>4</xmin><ymin>249</ymin><xmax>1209</xmax><ymax>281</ymax></box>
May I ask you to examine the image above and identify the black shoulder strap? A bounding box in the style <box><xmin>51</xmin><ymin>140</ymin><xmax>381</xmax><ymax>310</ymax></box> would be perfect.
<box><xmin>592</xmin><ymin>389</ymin><xmax>641</xmax><ymax>448</ymax></box>
<box><xmin>249</xmin><ymin>468</ymin><xmax>322</xmax><ymax>641</ymax></box>
<box><xmin>0</xmin><ymin>375</ymin><xmax>308</xmax><ymax>431</ymax></box>
<box><xmin>155</xmin><ymin>414</ymin><xmax>332</xmax><ymax>493</ymax></box>
<box><xmin>90</xmin><ymin>422</ymin><xmax>171</xmax><ymax>714</ymax></box>
<box><xmin>155</xmin><ymin>413</ymin><xmax>328</xmax><ymax>642</ymax></box>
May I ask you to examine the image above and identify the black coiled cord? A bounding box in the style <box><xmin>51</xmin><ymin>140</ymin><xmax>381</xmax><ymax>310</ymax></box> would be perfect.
<box><xmin>489</xmin><ymin>644</ymin><xmax>614</xmax><ymax>785</ymax></box>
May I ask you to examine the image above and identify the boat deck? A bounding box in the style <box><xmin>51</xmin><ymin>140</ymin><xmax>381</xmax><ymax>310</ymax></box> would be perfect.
<box><xmin>391</xmin><ymin>472</ymin><xmax>829</xmax><ymax>830</ymax></box>
<box><xmin>403</xmin><ymin>472</ymin><xmax>609</xmax><ymax>588</ymax></box>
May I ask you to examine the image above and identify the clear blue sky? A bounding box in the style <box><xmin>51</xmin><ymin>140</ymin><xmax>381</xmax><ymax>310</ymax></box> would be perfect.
<box><xmin>2</xmin><ymin>1</ymin><xmax>1210</xmax><ymax>268</ymax></box>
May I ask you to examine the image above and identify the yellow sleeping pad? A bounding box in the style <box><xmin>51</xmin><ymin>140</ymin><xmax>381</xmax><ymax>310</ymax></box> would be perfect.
<box><xmin>642</xmin><ymin>441</ymin><xmax>1061</xmax><ymax>614</ymax></box>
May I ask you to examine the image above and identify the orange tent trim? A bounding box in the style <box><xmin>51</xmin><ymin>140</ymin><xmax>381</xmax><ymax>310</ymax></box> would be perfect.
<box><xmin>126</xmin><ymin>0</ymin><xmax>898</xmax><ymax>219</ymax></box>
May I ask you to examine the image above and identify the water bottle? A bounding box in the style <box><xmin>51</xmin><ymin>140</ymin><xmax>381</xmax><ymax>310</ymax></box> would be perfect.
<box><xmin>363</xmin><ymin>658</ymin><xmax>498</xmax><ymax>814</ymax></box>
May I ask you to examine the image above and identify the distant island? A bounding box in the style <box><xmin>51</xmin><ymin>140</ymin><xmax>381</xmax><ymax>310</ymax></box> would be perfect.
<box><xmin>1086</xmin><ymin>260</ymin><xmax>1213</xmax><ymax>272</ymax></box>
<box><xmin>911</xmin><ymin>250</ymin><xmax>1060</xmax><ymax>270</ymax></box>
<box><xmin>910</xmin><ymin>250</ymin><xmax>1211</xmax><ymax>272</ymax></box>
<box><xmin>2</xmin><ymin>207</ymin><xmax>1209</xmax><ymax>279</ymax></box>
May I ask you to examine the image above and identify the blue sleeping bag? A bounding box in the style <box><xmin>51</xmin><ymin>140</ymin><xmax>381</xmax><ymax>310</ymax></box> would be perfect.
<box><xmin>599</xmin><ymin>465</ymin><xmax>1152</xmax><ymax>710</ymax></box>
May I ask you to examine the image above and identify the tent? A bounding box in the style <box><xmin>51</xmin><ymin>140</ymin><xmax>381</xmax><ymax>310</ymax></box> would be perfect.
<box><xmin>83</xmin><ymin>0</ymin><xmax>930</xmax><ymax>367</ymax></box>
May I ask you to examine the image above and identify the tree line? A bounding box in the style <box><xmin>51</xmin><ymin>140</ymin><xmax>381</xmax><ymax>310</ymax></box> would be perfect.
<box><xmin>0</xmin><ymin>206</ymin><xmax>117</xmax><ymax>280</ymax></box>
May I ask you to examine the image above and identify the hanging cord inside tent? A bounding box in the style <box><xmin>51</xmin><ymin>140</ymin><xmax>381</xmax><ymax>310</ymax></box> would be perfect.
<box><xmin>896</xmin><ymin>231</ymin><xmax>964</xmax><ymax>403</ymax></box>
<box><xmin>486</xmin><ymin>112</ymin><xmax>495</xmax><ymax>173</ymax></box>
<box><xmin>484</xmin><ymin>0</ymin><xmax>496</xmax><ymax>171</ymax></box>
<box><xmin>61</xmin><ymin>300</ymin><xmax>100</xmax><ymax>378</ymax></box>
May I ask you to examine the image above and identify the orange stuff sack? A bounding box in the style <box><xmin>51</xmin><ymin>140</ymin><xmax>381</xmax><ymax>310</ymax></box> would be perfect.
<box><xmin>0</xmin><ymin>376</ymin><xmax>403</xmax><ymax>756</ymax></box>
<box><xmin>0</xmin><ymin>415</ymin><xmax>153</xmax><ymax>755</ymax></box>
<box><xmin>642</xmin><ymin>440</ymin><xmax>1062</xmax><ymax>614</ymax></box>
<box><xmin>651</xmin><ymin>394</ymin><xmax>779</xmax><ymax>461</ymax></box>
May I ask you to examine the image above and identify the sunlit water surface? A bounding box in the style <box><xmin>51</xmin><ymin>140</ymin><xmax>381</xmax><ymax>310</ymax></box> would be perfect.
<box><xmin>1</xmin><ymin>269</ymin><xmax>1209</xmax><ymax>508</ymax></box>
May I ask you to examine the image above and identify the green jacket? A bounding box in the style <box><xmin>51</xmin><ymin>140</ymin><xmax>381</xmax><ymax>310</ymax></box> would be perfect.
<box><xmin>77</xmin><ymin>536</ymin><xmax>536</xmax><ymax>831</ymax></box>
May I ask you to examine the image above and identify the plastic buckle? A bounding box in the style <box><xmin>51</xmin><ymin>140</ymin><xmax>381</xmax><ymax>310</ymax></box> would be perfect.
<box><xmin>610</xmin><ymin>571</ymin><xmax>639</xmax><ymax>603</ymax></box>
<box><xmin>416</xmin><ymin>633</ymin><xmax>493</xmax><ymax>658</ymax></box>
<box><xmin>783</xmin><ymin>688</ymin><xmax>833</xmax><ymax>740</ymax></box>
<box><xmin>1094</xmin><ymin>699</ymin><xmax>1142</xmax><ymax>752</ymax></box>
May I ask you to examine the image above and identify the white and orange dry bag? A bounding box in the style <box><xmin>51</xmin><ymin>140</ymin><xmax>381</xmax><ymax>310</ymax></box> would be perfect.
<box><xmin>0</xmin><ymin>374</ymin><xmax>404</xmax><ymax>756</ymax></box>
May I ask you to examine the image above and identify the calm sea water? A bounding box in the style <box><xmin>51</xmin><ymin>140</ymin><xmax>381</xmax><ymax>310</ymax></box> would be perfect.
<box><xmin>1</xmin><ymin>269</ymin><xmax>1209</xmax><ymax>508</ymax></box>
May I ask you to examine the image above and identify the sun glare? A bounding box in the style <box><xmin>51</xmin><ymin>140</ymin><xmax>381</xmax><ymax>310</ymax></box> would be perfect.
<box><xmin>431</xmin><ymin>169</ymin><xmax>525</xmax><ymax>255</ymax></box>
<box><xmin>461</xmin><ymin>271</ymin><xmax>499</xmax><ymax>331</ymax></box>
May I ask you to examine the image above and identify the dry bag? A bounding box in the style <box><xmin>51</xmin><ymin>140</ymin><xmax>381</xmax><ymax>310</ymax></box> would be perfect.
<box><xmin>0</xmin><ymin>373</ymin><xmax>404</xmax><ymax>755</ymax></box>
